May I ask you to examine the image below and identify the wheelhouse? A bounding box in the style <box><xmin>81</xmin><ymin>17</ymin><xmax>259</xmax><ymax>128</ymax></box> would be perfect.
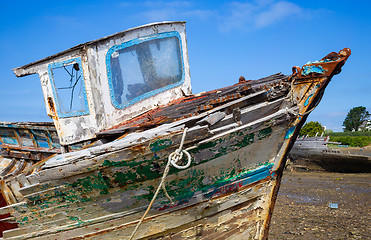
<box><xmin>12</xmin><ymin>22</ymin><xmax>191</xmax><ymax>146</ymax></box>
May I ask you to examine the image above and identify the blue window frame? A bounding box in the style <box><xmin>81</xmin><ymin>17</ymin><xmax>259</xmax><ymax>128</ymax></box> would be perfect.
<box><xmin>48</xmin><ymin>58</ymin><xmax>90</xmax><ymax>118</ymax></box>
<box><xmin>106</xmin><ymin>31</ymin><xmax>185</xmax><ymax>109</ymax></box>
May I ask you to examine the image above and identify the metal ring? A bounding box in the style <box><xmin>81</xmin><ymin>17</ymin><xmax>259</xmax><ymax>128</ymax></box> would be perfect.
<box><xmin>169</xmin><ymin>150</ymin><xmax>191</xmax><ymax>169</ymax></box>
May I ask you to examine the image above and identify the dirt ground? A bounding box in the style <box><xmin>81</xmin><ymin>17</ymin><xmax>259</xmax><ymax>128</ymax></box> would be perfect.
<box><xmin>337</xmin><ymin>145</ymin><xmax>371</xmax><ymax>157</ymax></box>
<box><xmin>269</xmin><ymin>171</ymin><xmax>371</xmax><ymax>240</ymax></box>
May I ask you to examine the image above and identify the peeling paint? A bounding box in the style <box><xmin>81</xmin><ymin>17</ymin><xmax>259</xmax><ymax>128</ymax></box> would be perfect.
<box><xmin>150</xmin><ymin>139</ymin><xmax>172</xmax><ymax>152</ymax></box>
<box><xmin>285</xmin><ymin>126</ymin><xmax>296</xmax><ymax>139</ymax></box>
<box><xmin>302</xmin><ymin>65</ymin><xmax>325</xmax><ymax>75</ymax></box>
<box><xmin>304</xmin><ymin>94</ymin><xmax>314</xmax><ymax>106</ymax></box>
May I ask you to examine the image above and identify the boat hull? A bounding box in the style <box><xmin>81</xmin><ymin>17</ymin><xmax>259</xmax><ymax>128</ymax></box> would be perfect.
<box><xmin>0</xmin><ymin>48</ymin><xmax>351</xmax><ymax>239</ymax></box>
<box><xmin>11</xmin><ymin>97</ymin><xmax>293</xmax><ymax>239</ymax></box>
<box><xmin>288</xmin><ymin>137</ymin><xmax>371</xmax><ymax>172</ymax></box>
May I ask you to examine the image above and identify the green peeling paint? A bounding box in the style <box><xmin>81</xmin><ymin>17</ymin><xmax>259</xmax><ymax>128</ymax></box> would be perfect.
<box><xmin>98</xmin><ymin>126</ymin><xmax>270</xmax><ymax>197</ymax></box>
<box><xmin>67</xmin><ymin>216</ymin><xmax>84</xmax><ymax>226</ymax></box>
<box><xmin>150</xmin><ymin>139</ymin><xmax>172</xmax><ymax>152</ymax></box>
<box><xmin>109</xmin><ymin>156</ymin><xmax>163</xmax><ymax>187</ymax></box>
<box><xmin>257</xmin><ymin>127</ymin><xmax>272</xmax><ymax>140</ymax></box>
<box><xmin>20</xmin><ymin>123</ymin><xmax>278</xmax><ymax>225</ymax></box>
<box><xmin>68</xmin><ymin>216</ymin><xmax>79</xmax><ymax>221</ymax></box>
<box><xmin>71</xmin><ymin>171</ymin><xmax>111</xmax><ymax>195</ymax></box>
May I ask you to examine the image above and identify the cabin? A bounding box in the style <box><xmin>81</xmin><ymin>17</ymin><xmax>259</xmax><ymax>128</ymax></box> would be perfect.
<box><xmin>12</xmin><ymin>21</ymin><xmax>191</xmax><ymax>147</ymax></box>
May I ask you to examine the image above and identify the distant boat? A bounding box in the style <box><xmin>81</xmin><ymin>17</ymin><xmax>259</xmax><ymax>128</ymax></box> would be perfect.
<box><xmin>0</xmin><ymin>22</ymin><xmax>350</xmax><ymax>239</ymax></box>
<box><xmin>288</xmin><ymin>136</ymin><xmax>371</xmax><ymax>173</ymax></box>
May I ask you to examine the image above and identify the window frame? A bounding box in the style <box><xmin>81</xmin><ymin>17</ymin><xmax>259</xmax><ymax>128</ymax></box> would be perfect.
<box><xmin>47</xmin><ymin>57</ymin><xmax>90</xmax><ymax>118</ymax></box>
<box><xmin>105</xmin><ymin>31</ymin><xmax>185</xmax><ymax>109</ymax></box>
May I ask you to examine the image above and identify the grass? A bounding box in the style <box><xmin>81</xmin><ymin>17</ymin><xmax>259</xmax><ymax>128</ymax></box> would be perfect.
<box><xmin>328</xmin><ymin>132</ymin><xmax>371</xmax><ymax>147</ymax></box>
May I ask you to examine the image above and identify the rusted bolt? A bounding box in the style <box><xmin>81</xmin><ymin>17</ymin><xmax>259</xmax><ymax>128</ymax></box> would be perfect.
<box><xmin>239</xmin><ymin>76</ymin><xmax>246</xmax><ymax>83</ymax></box>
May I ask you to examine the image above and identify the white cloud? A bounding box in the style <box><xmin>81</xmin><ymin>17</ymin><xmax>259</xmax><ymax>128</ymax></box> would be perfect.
<box><xmin>219</xmin><ymin>0</ymin><xmax>306</xmax><ymax>32</ymax></box>
<box><xmin>117</xmin><ymin>0</ymin><xmax>309</xmax><ymax>32</ymax></box>
<box><xmin>142</xmin><ymin>1</ymin><xmax>192</xmax><ymax>8</ymax></box>
<box><xmin>184</xmin><ymin>9</ymin><xmax>214</xmax><ymax>20</ymax></box>
<box><xmin>135</xmin><ymin>1</ymin><xmax>215</xmax><ymax>22</ymax></box>
<box><xmin>140</xmin><ymin>9</ymin><xmax>214</xmax><ymax>22</ymax></box>
<box><xmin>255</xmin><ymin>1</ymin><xmax>303</xmax><ymax>28</ymax></box>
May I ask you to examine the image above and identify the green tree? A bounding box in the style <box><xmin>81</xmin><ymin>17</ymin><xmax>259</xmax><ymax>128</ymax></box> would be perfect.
<box><xmin>324</xmin><ymin>128</ymin><xmax>333</xmax><ymax>135</ymax></box>
<box><xmin>299</xmin><ymin>121</ymin><xmax>324</xmax><ymax>137</ymax></box>
<box><xmin>343</xmin><ymin>106</ymin><xmax>370</xmax><ymax>132</ymax></box>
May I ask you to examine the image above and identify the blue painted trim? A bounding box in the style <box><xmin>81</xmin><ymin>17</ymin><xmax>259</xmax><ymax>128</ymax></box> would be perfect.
<box><xmin>106</xmin><ymin>31</ymin><xmax>185</xmax><ymax>109</ymax></box>
<box><xmin>45</xmin><ymin>131</ymin><xmax>61</xmax><ymax>149</ymax></box>
<box><xmin>0</xmin><ymin>128</ymin><xmax>19</xmax><ymax>146</ymax></box>
<box><xmin>225</xmin><ymin>163</ymin><xmax>274</xmax><ymax>184</ymax></box>
<box><xmin>48</xmin><ymin>58</ymin><xmax>90</xmax><ymax>118</ymax></box>
<box><xmin>29</xmin><ymin>129</ymin><xmax>50</xmax><ymax>149</ymax></box>
<box><xmin>304</xmin><ymin>94</ymin><xmax>313</xmax><ymax>107</ymax></box>
<box><xmin>285</xmin><ymin>126</ymin><xmax>296</xmax><ymax>139</ymax></box>
<box><xmin>0</xmin><ymin>136</ymin><xmax>18</xmax><ymax>145</ymax></box>
<box><xmin>204</xmin><ymin>163</ymin><xmax>274</xmax><ymax>199</ymax></box>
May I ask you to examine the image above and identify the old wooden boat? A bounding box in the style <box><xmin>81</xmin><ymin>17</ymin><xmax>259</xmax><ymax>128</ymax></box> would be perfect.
<box><xmin>288</xmin><ymin>136</ymin><xmax>371</xmax><ymax>172</ymax></box>
<box><xmin>0</xmin><ymin>21</ymin><xmax>350</xmax><ymax>239</ymax></box>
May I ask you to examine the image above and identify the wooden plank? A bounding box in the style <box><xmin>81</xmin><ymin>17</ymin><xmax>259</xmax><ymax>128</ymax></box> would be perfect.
<box><xmin>7</xmin><ymin>180</ymin><xmax>271</xmax><ymax>240</ymax></box>
<box><xmin>95</xmin><ymin>73</ymin><xmax>288</xmax><ymax>139</ymax></box>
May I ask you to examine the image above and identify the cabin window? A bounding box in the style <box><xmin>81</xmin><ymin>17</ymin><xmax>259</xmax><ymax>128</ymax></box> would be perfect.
<box><xmin>48</xmin><ymin>58</ymin><xmax>89</xmax><ymax>118</ymax></box>
<box><xmin>106</xmin><ymin>31</ymin><xmax>184</xmax><ymax>109</ymax></box>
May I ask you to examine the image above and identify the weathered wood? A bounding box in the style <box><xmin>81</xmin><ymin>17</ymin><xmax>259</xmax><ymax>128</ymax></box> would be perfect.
<box><xmin>13</xmin><ymin>122</ymin><xmax>287</xmax><ymax>237</ymax></box>
<box><xmin>0</xmin><ymin>20</ymin><xmax>351</xmax><ymax>240</ymax></box>
<box><xmin>96</xmin><ymin>75</ymin><xmax>288</xmax><ymax>139</ymax></box>
<box><xmin>40</xmin><ymin>125</ymin><xmax>210</xmax><ymax>171</ymax></box>
<box><xmin>5</xmin><ymin>179</ymin><xmax>271</xmax><ymax>240</ymax></box>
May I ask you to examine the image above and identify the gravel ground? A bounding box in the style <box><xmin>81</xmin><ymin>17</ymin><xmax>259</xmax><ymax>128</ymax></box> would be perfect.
<box><xmin>269</xmin><ymin>171</ymin><xmax>371</xmax><ymax>240</ymax></box>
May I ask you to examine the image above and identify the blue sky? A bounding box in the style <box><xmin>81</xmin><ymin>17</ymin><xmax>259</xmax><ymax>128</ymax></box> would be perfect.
<box><xmin>0</xmin><ymin>0</ymin><xmax>370</xmax><ymax>131</ymax></box>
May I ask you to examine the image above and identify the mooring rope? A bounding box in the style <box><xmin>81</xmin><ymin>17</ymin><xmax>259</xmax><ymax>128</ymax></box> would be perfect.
<box><xmin>129</xmin><ymin>127</ymin><xmax>191</xmax><ymax>240</ymax></box>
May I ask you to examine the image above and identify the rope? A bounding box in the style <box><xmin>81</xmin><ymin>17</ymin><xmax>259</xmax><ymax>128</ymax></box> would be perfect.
<box><xmin>168</xmin><ymin>127</ymin><xmax>192</xmax><ymax>169</ymax></box>
<box><xmin>129</xmin><ymin>127</ymin><xmax>191</xmax><ymax>240</ymax></box>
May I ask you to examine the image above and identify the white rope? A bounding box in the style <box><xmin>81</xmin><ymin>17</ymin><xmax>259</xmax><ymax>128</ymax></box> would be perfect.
<box><xmin>129</xmin><ymin>127</ymin><xmax>191</xmax><ymax>240</ymax></box>
<box><xmin>168</xmin><ymin>127</ymin><xmax>191</xmax><ymax>169</ymax></box>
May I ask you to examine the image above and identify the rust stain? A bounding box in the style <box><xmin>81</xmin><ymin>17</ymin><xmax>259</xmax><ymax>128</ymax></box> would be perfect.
<box><xmin>127</xmin><ymin>144</ymin><xmax>146</xmax><ymax>154</ymax></box>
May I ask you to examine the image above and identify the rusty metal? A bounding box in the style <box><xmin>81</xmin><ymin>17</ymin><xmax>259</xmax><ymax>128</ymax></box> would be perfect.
<box><xmin>295</xmin><ymin>48</ymin><xmax>351</xmax><ymax>79</ymax></box>
<box><xmin>239</xmin><ymin>76</ymin><xmax>246</xmax><ymax>83</ymax></box>
<box><xmin>292</xmin><ymin>66</ymin><xmax>301</xmax><ymax>76</ymax></box>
